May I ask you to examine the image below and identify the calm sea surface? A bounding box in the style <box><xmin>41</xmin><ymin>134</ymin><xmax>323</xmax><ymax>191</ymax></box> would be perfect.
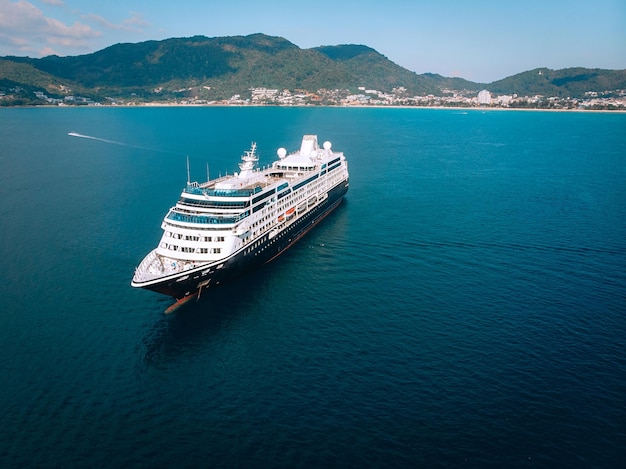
<box><xmin>0</xmin><ymin>107</ymin><xmax>624</xmax><ymax>467</ymax></box>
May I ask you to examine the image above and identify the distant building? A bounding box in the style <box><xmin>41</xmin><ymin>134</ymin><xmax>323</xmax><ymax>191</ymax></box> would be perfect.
<box><xmin>251</xmin><ymin>88</ymin><xmax>278</xmax><ymax>102</ymax></box>
<box><xmin>478</xmin><ymin>90</ymin><xmax>492</xmax><ymax>105</ymax></box>
<box><xmin>497</xmin><ymin>95</ymin><xmax>513</xmax><ymax>106</ymax></box>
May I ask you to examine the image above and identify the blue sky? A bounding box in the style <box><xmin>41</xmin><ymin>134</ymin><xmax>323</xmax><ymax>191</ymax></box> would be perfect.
<box><xmin>1</xmin><ymin>0</ymin><xmax>624</xmax><ymax>83</ymax></box>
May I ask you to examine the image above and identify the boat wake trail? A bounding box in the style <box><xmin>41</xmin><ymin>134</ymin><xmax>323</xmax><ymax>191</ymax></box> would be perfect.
<box><xmin>68</xmin><ymin>132</ymin><xmax>129</xmax><ymax>146</ymax></box>
<box><xmin>68</xmin><ymin>132</ymin><xmax>174</xmax><ymax>154</ymax></box>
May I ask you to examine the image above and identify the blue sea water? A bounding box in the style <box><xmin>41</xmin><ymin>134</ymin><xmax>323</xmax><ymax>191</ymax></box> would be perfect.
<box><xmin>0</xmin><ymin>107</ymin><xmax>625</xmax><ymax>468</ymax></box>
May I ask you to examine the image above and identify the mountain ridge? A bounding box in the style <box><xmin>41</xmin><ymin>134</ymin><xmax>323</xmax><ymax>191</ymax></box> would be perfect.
<box><xmin>1</xmin><ymin>33</ymin><xmax>624</xmax><ymax>106</ymax></box>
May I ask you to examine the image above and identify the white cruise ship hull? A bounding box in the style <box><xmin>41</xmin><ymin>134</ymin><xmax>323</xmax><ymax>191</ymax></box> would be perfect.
<box><xmin>131</xmin><ymin>135</ymin><xmax>349</xmax><ymax>305</ymax></box>
<box><xmin>132</xmin><ymin>179</ymin><xmax>348</xmax><ymax>299</ymax></box>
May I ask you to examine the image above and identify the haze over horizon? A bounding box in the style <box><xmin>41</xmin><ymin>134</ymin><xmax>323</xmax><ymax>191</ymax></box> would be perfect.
<box><xmin>0</xmin><ymin>0</ymin><xmax>624</xmax><ymax>83</ymax></box>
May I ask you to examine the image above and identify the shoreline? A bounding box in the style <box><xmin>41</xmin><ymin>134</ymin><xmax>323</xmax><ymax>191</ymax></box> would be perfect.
<box><xmin>1</xmin><ymin>103</ymin><xmax>625</xmax><ymax>113</ymax></box>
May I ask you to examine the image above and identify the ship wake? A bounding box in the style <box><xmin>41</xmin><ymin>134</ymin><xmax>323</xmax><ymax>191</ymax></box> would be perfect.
<box><xmin>68</xmin><ymin>132</ymin><xmax>129</xmax><ymax>146</ymax></box>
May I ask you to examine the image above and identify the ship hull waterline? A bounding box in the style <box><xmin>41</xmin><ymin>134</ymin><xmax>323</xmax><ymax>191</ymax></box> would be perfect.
<box><xmin>132</xmin><ymin>179</ymin><xmax>348</xmax><ymax>302</ymax></box>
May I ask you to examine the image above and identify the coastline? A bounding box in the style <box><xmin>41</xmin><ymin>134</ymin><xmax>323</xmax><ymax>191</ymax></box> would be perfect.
<box><xmin>2</xmin><ymin>103</ymin><xmax>625</xmax><ymax>113</ymax></box>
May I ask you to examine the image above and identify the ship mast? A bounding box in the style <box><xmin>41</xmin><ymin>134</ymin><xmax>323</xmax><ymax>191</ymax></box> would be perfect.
<box><xmin>238</xmin><ymin>142</ymin><xmax>258</xmax><ymax>178</ymax></box>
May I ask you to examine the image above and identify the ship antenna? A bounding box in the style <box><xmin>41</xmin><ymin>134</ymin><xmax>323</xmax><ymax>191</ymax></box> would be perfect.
<box><xmin>206</xmin><ymin>163</ymin><xmax>210</xmax><ymax>182</ymax></box>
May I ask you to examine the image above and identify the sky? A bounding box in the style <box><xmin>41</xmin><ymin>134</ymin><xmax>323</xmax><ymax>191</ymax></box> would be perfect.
<box><xmin>0</xmin><ymin>0</ymin><xmax>624</xmax><ymax>83</ymax></box>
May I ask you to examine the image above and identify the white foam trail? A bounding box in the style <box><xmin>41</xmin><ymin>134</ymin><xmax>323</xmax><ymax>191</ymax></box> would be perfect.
<box><xmin>68</xmin><ymin>132</ymin><xmax>128</xmax><ymax>146</ymax></box>
<box><xmin>68</xmin><ymin>131</ymin><xmax>174</xmax><ymax>154</ymax></box>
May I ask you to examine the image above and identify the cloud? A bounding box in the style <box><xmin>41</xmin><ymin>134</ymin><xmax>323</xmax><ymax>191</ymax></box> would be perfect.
<box><xmin>41</xmin><ymin>0</ymin><xmax>64</xmax><ymax>5</ymax></box>
<box><xmin>123</xmin><ymin>11</ymin><xmax>150</xmax><ymax>30</ymax></box>
<box><xmin>0</xmin><ymin>0</ymin><xmax>100</xmax><ymax>56</ymax></box>
<box><xmin>39</xmin><ymin>46</ymin><xmax>57</xmax><ymax>56</ymax></box>
<box><xmin>82</xmin><ymin>11</ymin><xmax>149</xmax><ymax>33</ymax></box>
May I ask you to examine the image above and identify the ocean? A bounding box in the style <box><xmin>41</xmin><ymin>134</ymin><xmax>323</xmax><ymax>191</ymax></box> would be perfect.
<box><xmin>0</xmin><ymin>107</ymin><xmax>624</xmax><ymax>468</ymax></box>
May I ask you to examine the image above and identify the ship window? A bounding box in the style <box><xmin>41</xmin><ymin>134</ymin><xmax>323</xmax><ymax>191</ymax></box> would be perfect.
<box><xmin>179</xmin><ymin>198</ymin><xmax>249</xmax><ymax>209</ymax></box>
<box><xmin>252</xmin><ymin>189</ymin><xmax>276</xmax><ymax>205</ymax></box>
<box><xmin>216</xmin><ymin>236</ymin><xmax>225</xmax><ymax>242</ymax></box>
<box><xmin>203</xmin><ymin>236</ymin><xmax>212</xmax><ymax>242</ymax></box>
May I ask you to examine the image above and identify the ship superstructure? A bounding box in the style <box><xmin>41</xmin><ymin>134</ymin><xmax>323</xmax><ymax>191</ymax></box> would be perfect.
<box><xmin>131</xmin><ymin>135</ymin><xmax>349</xmax><ymax>304</ymax></box>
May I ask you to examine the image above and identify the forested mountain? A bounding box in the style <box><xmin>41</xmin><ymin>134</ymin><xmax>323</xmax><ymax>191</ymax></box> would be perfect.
<box><xmin>1</xmin><ymin>33</ymin><xmax>623</xmax><ymax>105</ymax></box>
<box><xmin>489</xmin><ymin>67</ymin><xmax>626</xmax><ymax>98</ymax></box>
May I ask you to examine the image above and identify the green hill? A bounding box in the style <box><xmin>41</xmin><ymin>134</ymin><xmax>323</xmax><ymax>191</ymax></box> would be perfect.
<box><xmin>1</xmin><ymin>33</ymin><xmax>624</xmax><ymax>105</ymax></box>
<box><xmin>3</xmin><ymin>34</ymin><xmax>420</xmax><ymax>101</ymax></box>
<box><xmin>489</xmin><ymin>67</ymin><xmax>626</xmax><ymax>97</ymax></box>
<box><xmin>0</xmin><ymin>58</ymin><xmax>87</xmax><ymax>104</ymax></box>
<box><xmin>0</xmin><ymin>34</ymin><xmax>471</xmax><ymax>102</ymax></box>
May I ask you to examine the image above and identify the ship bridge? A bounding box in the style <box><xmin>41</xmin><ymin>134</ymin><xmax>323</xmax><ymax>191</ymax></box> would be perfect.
<box><xmin>274</xmin><ymin>134</ymin><xmax>334</xmax><ymax>173</ymax></box>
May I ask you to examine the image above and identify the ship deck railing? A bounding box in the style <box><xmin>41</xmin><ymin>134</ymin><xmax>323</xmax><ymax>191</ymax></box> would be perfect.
<box><xmin>167</xmin><ymin>211</ymin><xmax>248</xmax><ymax>225</ymax></box>
<box><xmin>134</xmin><ymin>249</ymin><xmax>202</xmax><ymax>281</ymax></box>
<box><xmin>185</xmin><ymin>167</ymin><xmax>304</xmax><ymax>198</ymax></box>
<box><xmin>185</xmin><ymin>183</ymin><xmax>262</xmax><ymax>197</ymax></box>
<box><xmin>186</xmin><ymin>172</ymin><xmax>279</xmax><ymax>198</ymax></box>
<box><xmin>134</xmin><ymin>249</ymin><xmax>161</xmax><ymax>281</ymax></box>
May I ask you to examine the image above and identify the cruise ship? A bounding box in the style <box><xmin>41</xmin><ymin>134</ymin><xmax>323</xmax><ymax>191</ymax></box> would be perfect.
<box><xmin>131</xmin><ymin>135</ymin><xmax>349</xmax><ymax>308</ymax></box>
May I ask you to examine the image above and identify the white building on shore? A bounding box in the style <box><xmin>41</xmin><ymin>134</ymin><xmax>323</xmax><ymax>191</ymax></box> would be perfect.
<box><xmin>477</xmin><ymin>89</ymin><xmax>492</xmax><ymax>105</ymax></box>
